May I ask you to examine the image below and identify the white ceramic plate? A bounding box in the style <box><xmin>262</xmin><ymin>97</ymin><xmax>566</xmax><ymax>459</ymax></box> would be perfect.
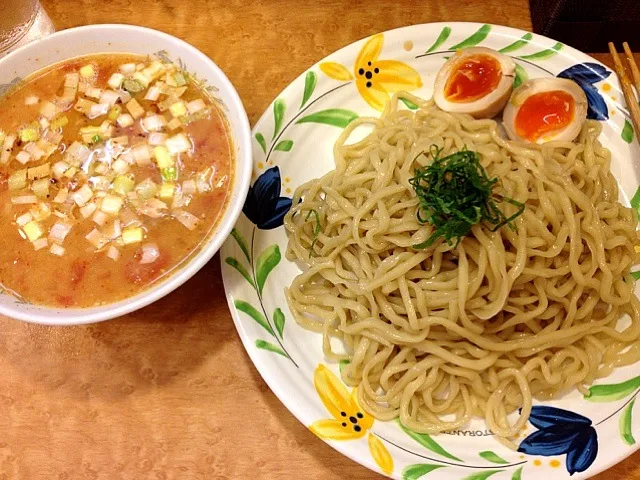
<box><xmin>221</xmin><ymin>22</ymin><xmax>640</xmax><ymax>479</ymax></box>
<box><xmin>0</xmin><ymin>24</ymin><xmax>252</xmax><ymax>325</ymax></box>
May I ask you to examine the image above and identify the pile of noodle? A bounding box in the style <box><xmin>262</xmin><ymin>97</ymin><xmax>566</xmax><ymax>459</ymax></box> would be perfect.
<box><xmin>284</xmin><ymin>92</ymin><xmax>640</xmax><ymax>447</ymax></box>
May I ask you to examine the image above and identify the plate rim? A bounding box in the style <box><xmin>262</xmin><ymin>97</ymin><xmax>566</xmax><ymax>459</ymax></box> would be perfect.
<box><xmin>222</xmin><ymin>21</ymin><xmax>640</xmax><ymax>479</ymax></box>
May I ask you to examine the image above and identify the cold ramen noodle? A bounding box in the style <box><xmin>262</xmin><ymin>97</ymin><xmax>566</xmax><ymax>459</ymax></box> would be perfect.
<box><xmin>0</xmin><ymin>54</ymin><xmax>233</xmax><ymax>307</ymax></box>
<box><xmin>284</xmin><ymin>91</ymin><xmax>640</xmax><ymax>448</ymax></box>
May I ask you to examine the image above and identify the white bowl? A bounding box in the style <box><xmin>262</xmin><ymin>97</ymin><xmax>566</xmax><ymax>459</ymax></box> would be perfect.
<box><xmin>0</xmin><ymin>24</ymin><xmax>252</xmax><ymax>325</ymax></box>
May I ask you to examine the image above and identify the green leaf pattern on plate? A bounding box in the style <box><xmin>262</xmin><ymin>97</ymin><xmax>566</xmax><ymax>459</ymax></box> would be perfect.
<box><xmin>513</xmin><ymin>63</ymin><xmax>528</xmax><ymax>89</ymax></box>
<box><xmin>449</xmin><ymin>24</ymin><xmax>491</xmax><ymax>50</ymax></box>
<box><xmin>272</xmin><ymin>98</ymin><xmax>286</xmax><ymax>140</ymax></box>
<box><xmin>255</xmin><ymin>244</ymin><xmax>281</xmax><ymax>295</ymax></box>
<box><xmin>584</xmin><ymin>374</ymin><xmax>640</xmax><ymax>402</ymax></box>
<box><xmin>225</xmin><ymin>257</ymin><xmax>255</xmax><ymax>288</ymax></box>
<box><xmin>620</xmin><ymin>398</ymin><xmax>636</xmax><ymax>445</ymax></box>
<box><xmin>499</xmin><ymin>33</ymin><xmax>533</xmax><ymax>53</ymax></box>
<box><xmin>478</xmin><ymin>451</ymin><xmax>509</xmax><ymax>464</ymax></box>
<box><xmin>425</xmin><ymin>27</ymin><xmax>451</xmax><ymax>54</ymax></box>
<box><xmin>231</xmin><ymin>228</ymin><xmax>251</xmax><ymax>263</ymax></box>
<box><xmin>296</xmin><ymin>108</ymin><xmax>359</xmax><ymax>128</ymax></box>
<box><xmin>400</xmin><ymin>97</ymin><xmax>420</xmax><ymax>110</ymax></box>
<box><xmin>462</xmin><ymin>470</ymin><xmax>504</xmax><ymax>480</ymax></box>
<box><xmin>396</xmin><ymin>419</ymin><xmax>463</xmax><ymax>462</ymax></box>
<box><xmin>512</xmin><ymin>466</ymin><xmax>523</xmax><ymax>480</ymax></box>
<box><xmin>273</xmin><ymin>308</ymin><xmax>285</xmax><ymax>338</ymax></box>
<box><xmin>402</xmin><ymin>464</ymin><xmax>446</xmax><ymax>480</ymax></box>
<box><xmin>255</xmin><ymin>339</ymin><xmax>287</xmax><ymax>357</ymax></box>
<box><xmin>234</xmin><ymin>299</ymin><xmax>275</xmax><ymax>336</ymax></box>
<box><xmin>274</xmin><ymin>139</ymin><xmax>294</xmax><ymax>152</ymax></box>
<box><xmin>622</xmin><ymin>120</ymin><xmax>634</xmax><ymax>144</ymax></box>
<box><xmin>301</xmin><ymin>71</ymin><xmax>317</xmax><ymax>109</ymax></box>
<box><xmin>519</xmin><ymin>42</ymin><xmax>563</xmax><ymax>60</ymax></box>
<box><xmin>255</xmin><ymin>132</ymin><xmax>267</xmax><ymax>154</ymax></box>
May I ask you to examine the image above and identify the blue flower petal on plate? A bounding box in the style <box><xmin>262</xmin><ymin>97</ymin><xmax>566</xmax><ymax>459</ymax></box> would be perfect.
<box><xmin>518</xmin><ymin>424</ymin><xmax>584</xmax><ymax>456</ymax></box>
<box><xmin>260</xmin><ymin>197</ymin><xmax>293</xmax><ymax>230</ymax></box>
<box><xmin>557</xmin><ymin>62</ymin><xmax>611</xmax><ymax>85</ymax></box>
<box><xmin>527</xmin><ymin>405</ymin><xmax>593</xmax><ymax>430</ymax></box>
<box><xmin>566</xmin><ymin>426</ymin><xmax>598</xmax><ymax>475</ymax></box>
<box><xmin>243</xmin><ymin>166</ymin><xmax>292</xmax><ymax>229</ymax></box>
<box><xmin>579</xmin><ymin>81</ymin><xmax>609</xmax><ymax>121</ymax></box>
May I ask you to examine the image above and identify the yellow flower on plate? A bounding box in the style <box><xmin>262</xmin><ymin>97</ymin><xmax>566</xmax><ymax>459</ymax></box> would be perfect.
<box><xmin>319</xmin><ymin>33</ymin><xmax>423</xmax><ymax>111</ymax></box>
<box><xmin>310</xmin><ymin>364</ymin><xmax>394</xmax><ymax>475</ymax></box>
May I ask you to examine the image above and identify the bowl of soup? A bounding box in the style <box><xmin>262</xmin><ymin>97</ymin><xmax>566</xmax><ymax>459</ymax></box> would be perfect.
<box><xmin>0</xmin><ymin>25</ymin><xmax>252</xmax><ymax>324</ymax></box>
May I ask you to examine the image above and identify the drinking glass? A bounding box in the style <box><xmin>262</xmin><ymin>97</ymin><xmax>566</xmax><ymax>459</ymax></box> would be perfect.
<box><xmin>0</xmin><ymin>0</ymin><xmax>55</xmax><ymax>57</ymax></box>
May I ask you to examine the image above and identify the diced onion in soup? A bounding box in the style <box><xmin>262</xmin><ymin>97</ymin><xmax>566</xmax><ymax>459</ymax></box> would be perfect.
<box><xmin>140</xmin><ymin>243</ymin><xmax>160</xmax><ymax>264</ymax></box>
<box><xmin>99</xmin><ymin>90</ymin><xmax>120</xmax><ymax>107</ymax></box>
<box><xmin>131</xmin><ymin>144</ymin><xmax>151</xmax><ymax>166</ymax></box>
<box><xmin>15</xmin><ymin>151</ymin><xmax>32</xmax><ymax>164</ymax></box>
<box><xmin>49</xmin><ymin>221</ymin><xmax>72</xmax><ymax>244</ymax></box>
<box><xmin>33</xmin><ymin>238</ymin><xmax>48</xmax><ymax>251</ymax></box>
<box><xmin>73</xmin><ymin>184</ymin><xmax>94</xmax><ymax>207</ymax></box>
<box><xmin>88</xmin><ymin>103</ymin><xmax>110</xmax><ymax>119</ymax></box>
<box><xmin>182</xmin><ymin>179</ymin><xmax>196</xmax><ymax>195</ymax></box>
<box><xmin>49</xmin><ymin>243</ymin><xmax>65</xmax><ymax>256</ymax></box>
<box><xmin>166</xmin><ymin>133</ymin><xmax>191</xmax><ymax>155</ymax></box>
<box><xmin>116</xmin><ymin>113</ymin><xmax>134</xmax><ymax>128</ymax></box>
<box><xmin>85</xmin><ymin>228</ymin><xmax>108</xmax><ymax>249</ymax></box>
<box><xmin>173</xmin><ymin>209</ymin><xmax>200</xmax><ymax>230</ymax></box>
<box><xmin>92</xmin><ymin>210</ymin><xmax>108</xmax><ymax>226</ymax></box>
<box><xmin>148</xmin><ymin>132</ymin><xmax>168</xmax><ymax>146</ymax></box>
<box><xmin>144</xmin><ymin>86</ymin><xmax>161</xmax><ymax>101</ymax></box>
<box><xmin>140</xmin><ymin>115</ymin><xmax>167</xmax><ymax>132</ymax></box>
<box><xmin>79</xmin><ymin>202</ymin><xmax>97</xmax><ymax>219</ymax></box>
<box><xmin>106</xmin><ymin>245</ymin><xmax>120</xmax><ymax>261</ymax></box>
<box><xmin>16</xmin><ymin>212</ymin><xmax>33</xmax><ymax>226</ymax></box>
<box><xmin>107</xmin><ymin>73</ymin><xmax>124</xmax><ymax>89</ymax></box>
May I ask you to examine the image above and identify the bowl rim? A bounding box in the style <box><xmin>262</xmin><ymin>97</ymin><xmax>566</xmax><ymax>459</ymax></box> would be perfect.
<box><xmin>0</xmin><ymin>24</ymin><xmax>253</xmax><ymax>325</ymax></box>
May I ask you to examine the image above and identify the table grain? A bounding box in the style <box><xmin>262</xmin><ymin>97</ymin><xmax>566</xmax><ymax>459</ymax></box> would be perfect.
<box><xmin>2</xmin><ymin>0</ymin><xmax>636</xmax><ymax>478</ymax></box>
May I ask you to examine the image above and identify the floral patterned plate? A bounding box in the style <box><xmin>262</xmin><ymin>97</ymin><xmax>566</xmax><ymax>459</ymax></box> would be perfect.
<box><xmin>221</xmin><ymin>22</ymin><xmax>640</xmax><ymax>479</ymax></box>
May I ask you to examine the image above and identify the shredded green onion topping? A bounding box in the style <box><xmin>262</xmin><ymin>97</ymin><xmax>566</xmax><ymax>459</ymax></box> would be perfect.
<box><xmin>305</xmin><ymin>209</ymin><xmax>322</xmax><ymax>257</ymax></box>
<box><xmin>410</xmin><ymin>146</ymin><xmax>524</xmax><ymax>249</ymax></box>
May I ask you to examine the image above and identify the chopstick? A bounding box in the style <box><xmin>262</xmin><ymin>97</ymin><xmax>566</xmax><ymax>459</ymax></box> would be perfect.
<box><xmin>623</xmin><ymin>42</ymin><xmax>640</xmax><ymax>99</ymax></box>
<box><xmin>609</xmin><ymin>42</ymin><xmax>640</xmax><ymax>144</ymax></box>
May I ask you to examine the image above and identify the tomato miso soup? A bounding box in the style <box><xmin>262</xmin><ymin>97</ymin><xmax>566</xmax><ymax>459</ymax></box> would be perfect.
<box><xmin>0</xmin><ymin>54</ymin><xmax>234</xmax><ymax>308</ymax></box>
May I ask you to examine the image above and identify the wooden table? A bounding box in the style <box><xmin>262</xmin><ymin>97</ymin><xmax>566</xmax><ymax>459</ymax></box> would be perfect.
<box><xmin>2</xmin><ymin>0</ymin><xmax>635</xmax><ymax>478</ymax></box>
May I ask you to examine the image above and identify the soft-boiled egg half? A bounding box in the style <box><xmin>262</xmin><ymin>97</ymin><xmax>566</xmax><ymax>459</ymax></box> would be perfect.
<box><xmin>433</xmin><ymin>47</ymin><xmax>516</xmax><ymax>119</ymax></box>
<box><xmin>503</xmin><ymin>78</ymin><xmax>588</xmax><ymax>144</ymax></box>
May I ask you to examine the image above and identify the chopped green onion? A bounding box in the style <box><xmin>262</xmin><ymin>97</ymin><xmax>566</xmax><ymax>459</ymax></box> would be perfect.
<box><xmin>161</xmin><ymin>167</ymin><xmax>177</xmax><ymax>182</ymax></box>
<box><xmin>32</xmin><ymin>178</ymin><xmax>50</xmax><ymax>198</ymax></box>
<box><xmin>157</xmin><ymin>182</ymin><xmax>175</xmax><ymax>199</ymax></box>
<box><xmin>23</xmin><ymin>221</ymin><xmax>43</xmax><ymax>241</ymax></box>
<box><xmin>168</xmin><ymin>101</ymin><xmax>187</xmax><ymax>118</ymax></box>
<box><xmin>125</xmin><ymin>98</ymin><xmax>145</xmax><ymax>119</ymax></box>
<box><xmin>79</xmin><ymin>64</ymin><xmax>96</xmax><ymax>79</ymax></box>
<box><xmin>153</xmin><ymin>145</ymin><xmax>174</xmax><ymax>169</ymax></box>
<box><xmin>112</xmin><ymin>175</ymin><xmax>135</xmax><ymax>195</ymax></box>
<box><xmin>107</xmin><ymin>105</ymin><xmax>122</xmax><ymax>121</ymax></box>
<box><xmin>123</xmin><ymin>78</ymin><xmax>145</xmax><ymax>93</ymax></box>
<box><xmin>173</xmin><ymin>71</ymin><xmax>187</xmax><ymax>87</ymax></box>
<box><xmin>116</xmin><ymin>113</ymin><xmax>134</xmax><ymax>128</ymax></box>
<box><xmin>18</xmin><ymin>126</ymin><xmax>40</xmax><ymax>142</ymax></box>
<box><xmin>101</xmin><ymin>194</ymin><xmax>124</xmax><ymax>215</ymax></box>
<box><xmin>27</xmin><ymin>163</ymin><xmax>50</xmax><ymax>180</ymax></box>
<box><xmin>73</xmin><ymin>184</ymin><xmax>94</xmax><ymax>207</ymax></box>
<box><xmin>122</xmin><ymin>226</ymin><xmax>144</xmax><ymax>244</ymax></box>
<box><xmin>410</xmin><ymin>147</ymin><xmax>525</xmax><ymax>249</ymax></box>
<box><xmin>135</xmin><ymin>178</ymin><xmax>158</xmax><ymax>200</ymax></box>
<box><xmin>50</xmin><ymin>115</ymin><xmax>69</xmax><ymax>130</ymax></box>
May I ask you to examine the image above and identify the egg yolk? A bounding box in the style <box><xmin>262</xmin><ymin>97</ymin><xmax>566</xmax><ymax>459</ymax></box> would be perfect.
<box><xmin>444</xmin><ymin>54</ymin><xmax>502</xmax><ymax>103</ymax></box>
<box><xmin>514</xmin><ymin>90</ymin><xmax>575</xmax><ymax>142</ymax></box>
